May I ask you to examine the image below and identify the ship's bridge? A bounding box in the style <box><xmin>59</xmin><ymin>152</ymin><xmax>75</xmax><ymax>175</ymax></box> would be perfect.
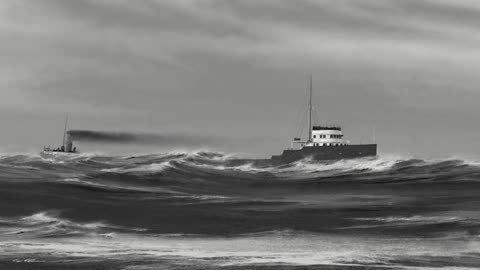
<box><xmin>309</xmin><ymin>125</ymin><xmax>348</xmax><ymax>146</ymax></box>
<box><xmin>291</xmin><ymin>125</ymin><xmax>349</xmax><ymax>148</ymax></box>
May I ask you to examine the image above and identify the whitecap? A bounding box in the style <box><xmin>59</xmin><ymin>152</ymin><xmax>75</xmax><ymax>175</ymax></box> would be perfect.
<box><xmin>60</xmin><ymin>178</ymin><xmax>108</xmax><ymax>188</ymax></box>
<box><xmin>101</xmin><ymin>161</ymin><xmax>172</xmax><ymax>173</ymax></box>
<box><xmin>353</xmin><ymin>215</ymin><xmax>469</xmax><ymax>226</ymax></box>
<box><xmin>0</xmin><ymin>212</ymin><xmax>144</xmax><ymax>237</ymax></box>
<box><xmin>286</xmin><ymin>154</ymin><xmax>409</xmax><ymax>173</ymax></box>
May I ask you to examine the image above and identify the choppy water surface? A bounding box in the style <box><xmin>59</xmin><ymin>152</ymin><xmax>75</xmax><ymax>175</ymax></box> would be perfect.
<box><xmin>0</xmin><ymin>151</ymin><xmax>480</xmax><ymax>269</ymax></box>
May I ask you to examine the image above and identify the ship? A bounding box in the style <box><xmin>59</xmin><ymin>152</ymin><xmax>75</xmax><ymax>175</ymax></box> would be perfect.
<box><xmin>269</xmin><ymin>76</ymin><xmax>377</xmax><ymax>163</ymax></box>
<box><xmin>41</xmin><ymin>115</ymin><xmax>79</xmax><ymax>157</ymax></box>
<box><xmin>226</xmin><ymin>76</ymin><xmax>377</xmax><ymax>166</ymax></box>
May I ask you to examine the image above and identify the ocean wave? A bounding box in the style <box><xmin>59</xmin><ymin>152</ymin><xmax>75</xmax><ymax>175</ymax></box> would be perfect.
<box><xmin>60</xmin><ymin>177</ymin><xmax>108</xmax><ymax>188</ymax></box>
<box><xmin>343</xmin><ymin>215</ymin><xmax>480</xmax><ymax>236</ymax></box>
<box><xmin>0</xmin><ymin>212</ymin><xmax>145</xmax><ymax>238</ymax></box>
<box><xmin>94</xmin><ymin>153</ymin><xmax>421</xmax><ymax>178</ymax></box>
<box><xmin>171</xmin><ymin>194</ymin><xmax>231</xmax><ymax>202</ymax></box>
<box><xmin>2</xmin><ymin>227</ymin><xmax>478</xmax><ymax>268</ymax></box>
<box><xmin>100</xmin><ymin>161</ymin><xmax>173</xmax><ymax>174</ymax></box>
<box><xmin>354</xmin><ymin>215</ymin><xmax>471</xmax><ymax>226</ymax></box>
<box><xmin>0</xmin><ymin>150</ymin><xmax>479</xmax><ymax>184</ymax></box>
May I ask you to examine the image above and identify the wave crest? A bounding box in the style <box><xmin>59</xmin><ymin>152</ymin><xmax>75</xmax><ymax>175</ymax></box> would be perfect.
<box><xmin>0</xmin><ymin>212</ymin><xmax>144</xmax><ymax>238</ymax></box>
<box><xmin>1</xmin><ymin>150</ymin><xmax>479</xmax><ymax>183</ymax></box>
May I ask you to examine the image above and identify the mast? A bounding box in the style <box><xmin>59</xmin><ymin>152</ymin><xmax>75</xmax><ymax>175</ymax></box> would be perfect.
<box><xmin>62</xmin><ymin>114</ymin><xmax>68</xmax><ymax>148</ymax></box>
<box><xmin>308</xmin><ymin>75</ymin><xmax>313</xmax><ymax>142</ymax></box>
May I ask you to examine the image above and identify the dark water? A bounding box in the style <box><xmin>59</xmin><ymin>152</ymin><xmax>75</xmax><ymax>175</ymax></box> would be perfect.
<box><xmin>1</xmin><ymin>151</ymin><xmax>480</xmax><ymax>269</ymax></box>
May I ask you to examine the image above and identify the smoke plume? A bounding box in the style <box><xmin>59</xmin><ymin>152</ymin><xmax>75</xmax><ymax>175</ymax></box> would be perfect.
<box><xmin>67</xmin><ymin>130</ymin><xmax>220</xmax><ymax>147</ymax></box>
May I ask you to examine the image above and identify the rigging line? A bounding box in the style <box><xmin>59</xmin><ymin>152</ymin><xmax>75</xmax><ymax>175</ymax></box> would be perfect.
<box><xmin>289</xmin><ymin>79</ymin><xmax>312</xmax><ymax>140</ymax></box>
<box><xmin>312</xmin><ymin>106</ymin><xmax>322</xmax><ymax>128</ymax></box>
<box><xmin>291</xmin><ymin>105</ymin><xmax>306</xmax><ymax>137</ymax></box>
<box><xmin>295</xmin><ymin>107</ymin><xmax>309</xmax><ymax>139</ymax></box>
<box><xmin>291</xmin><ymin>76</ymin><xmax>312</xmax><ymax>142</ymax></box>
<box><xmin>292</xmin><ymin>102</ymin><xmax>308</xmax><ymax>139</ymax></box>
<box><xmin>297</xmin><ymin>109</ymin><xmax>309</xmax><ymax>139</ymax></box>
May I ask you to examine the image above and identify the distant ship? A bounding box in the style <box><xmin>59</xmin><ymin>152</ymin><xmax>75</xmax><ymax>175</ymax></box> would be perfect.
<box><xmin>41</xmin><ymin>115</ymin><xmax>79</xmax><ymax>157</ymax></box>
<box><xmin>269</xmin><ymin>76</ymin><xmax>377</xmax><ymax>163</ymax></box>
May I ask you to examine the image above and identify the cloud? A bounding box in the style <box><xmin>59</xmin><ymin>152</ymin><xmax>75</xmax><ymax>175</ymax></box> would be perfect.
<box><xmin>4</xmin><ymin>0</ymin><xmax>480</xmax><ymax>71</ymax></box>
<box><xmin>1</xmin><ymin>0</ymin><xmax>480</xmax><ymax>121</ymax></box>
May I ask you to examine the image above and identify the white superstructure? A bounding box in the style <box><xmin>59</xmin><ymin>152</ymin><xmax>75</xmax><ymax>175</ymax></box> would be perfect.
<box><xmin>291</xmin><ymin>126</ymin><xmax>349</xmax><ymax>149</ymax></box>
<box><xmin>309</xmin><ymin>126</ymin><xmax>348</xmax><ymax>146</ymax></box>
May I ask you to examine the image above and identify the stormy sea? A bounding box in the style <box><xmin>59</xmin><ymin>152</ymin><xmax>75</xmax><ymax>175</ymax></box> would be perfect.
<box><xmin>1</xmin><ymin>151</ymin><xmax>480</xmax><ymax>270</ymax></box>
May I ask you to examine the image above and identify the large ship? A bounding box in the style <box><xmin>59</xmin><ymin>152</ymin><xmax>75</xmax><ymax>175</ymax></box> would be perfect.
<box><xmin>269</xmin><ymin>76</ymin><xmax>377</xmax><ymax>163</ymax></box>
<box><xmin>41</xmin><ymin>115</ymin><xmax>79</xmax><ymax>157</ymax></box>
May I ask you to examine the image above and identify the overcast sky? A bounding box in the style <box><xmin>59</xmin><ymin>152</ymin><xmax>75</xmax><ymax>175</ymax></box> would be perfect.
<box><xmin>1</xmin><ymin>0</ymin><xmax>480</xmax><ymax>158</ymax></box>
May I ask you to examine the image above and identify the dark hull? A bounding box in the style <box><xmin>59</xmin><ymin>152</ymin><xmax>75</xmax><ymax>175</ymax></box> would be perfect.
<box><xmin>272</xmin><ymin>144</ymin><xmax>377</xmax><ymax>163</ymax></box>
<box><xmin>40</xmin><ymin>150</ymin><xmax>79</xmax><ymax>158</ymax></box>
<box><xmin>227</xmin><ymin>144</ymin><xmax>377</xmax><ymax>167</ymax></box>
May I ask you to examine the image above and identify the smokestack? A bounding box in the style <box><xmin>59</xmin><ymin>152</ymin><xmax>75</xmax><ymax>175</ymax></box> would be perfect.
<box><xmin>65</xmin><ymin>133</ymin><xmax>73</xmax><ymax>152</ymax></box>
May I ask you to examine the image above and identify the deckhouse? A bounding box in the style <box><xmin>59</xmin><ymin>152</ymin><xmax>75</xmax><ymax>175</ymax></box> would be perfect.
<box><xmin>292</xmin><ymin>125</ymin><xmax>348</xmax><ymax>149</ymax></box>
<box><xmin>310</xmin><ymin>125</ymin><xmax>348</xmax><ymax>146</ymax></box>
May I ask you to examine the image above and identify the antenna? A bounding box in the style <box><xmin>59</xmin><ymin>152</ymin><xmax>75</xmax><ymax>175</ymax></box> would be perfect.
<box><xmin>308</xmin><ymin>75</ymin><xmax>312</xmax><ymax>142</ymax></box>
<box><xmin>373</xmin><ymin>126</ymin><xmax>376</xmax><ymax>144</ymax></box>
<box><xmin>62</xmin><ymin>114</ymin><xmax>69</xmax><ymax>148</ymax></box>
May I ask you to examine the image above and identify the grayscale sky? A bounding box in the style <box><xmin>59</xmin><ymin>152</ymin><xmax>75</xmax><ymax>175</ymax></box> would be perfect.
<box><xmin>1</xmin><ymin>0</ymin><xmax>479</xmax><ymax>158</ymax></box>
